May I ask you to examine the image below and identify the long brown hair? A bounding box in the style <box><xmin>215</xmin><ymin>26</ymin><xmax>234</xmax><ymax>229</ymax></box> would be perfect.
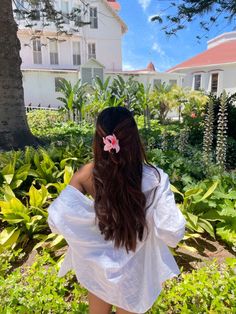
<box><xmin>93</xmin><ymin>107</ymin><xmax>148</xmax><ymax>252</ymax></box>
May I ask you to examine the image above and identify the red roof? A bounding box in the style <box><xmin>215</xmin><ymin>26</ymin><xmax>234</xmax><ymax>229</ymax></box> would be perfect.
<box><xmin>107</xmin><ymin>0</ymin><xmax>121</xmax><ymax>11</ymax></box>
<box><xmin>122</xmin><ymin>62</ymin><xmax>157</xmax><ymax>74</ymax></box>
<box><xmin>167</xmin><ymin>40</ymin><xmax>236</xmax><ymax>72</ymax></box>
<box><xmin>146</xmin><ymin>62</ymin><xmax>156</xmax><ymax>72</ymax></box>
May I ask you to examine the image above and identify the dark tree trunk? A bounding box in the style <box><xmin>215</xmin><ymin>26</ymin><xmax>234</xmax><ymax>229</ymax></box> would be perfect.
<box><xmin>0</xmin><ymin>0</ymin><xmax>38</xmax><ymax>151</ymax></box>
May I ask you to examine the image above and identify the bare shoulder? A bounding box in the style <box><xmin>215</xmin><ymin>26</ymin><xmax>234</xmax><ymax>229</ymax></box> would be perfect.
<box><xmin>69</xmin><ymin>162</ymin><xmax>94</xmax><ymax>193</ymax></box>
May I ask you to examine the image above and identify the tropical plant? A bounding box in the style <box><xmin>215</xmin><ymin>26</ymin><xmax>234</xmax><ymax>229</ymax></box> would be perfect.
<box><xmin>1</xmin><ymin>251</ymin><xmax>235</xmax><ymax>313</ymax></box>
<box><xmin>57</xmin><ymin>79</ymin><xmax>88</xmax><ymax>122</ymax></box>
<box><xmin>136</xmin><ymin>83</ymin><xmax>152</xmax><ymax>129</ymax></box>
<box><xmin>172</xmin><ymin>173</ymin><xmax>236</xmax><ymax>247</ymax></box>
<box><xmin>151</xmin><ymin>83</ymin><xmax>180</xmax><ymax>123</ymax></box>
<box><xmin>151</xmin><ymin>259</ymin><xmax>236</xmax><ymax>313</ymax></box>
<box><xmin>110</xmin><ymin>75</ymin><xmax>140</xmax><ymax>110</ymax></box>
<box><xmin>182</xmin><ymin>89</ymin><xmax>209</xmax><ymax>116</ymax></box>
<box><xmin>84</xmin><ymin>77</ymin><xmax>121</xmax><ymax>119</ymax></box>
<box><xmin>0</xmin><ymin>163</ymin><xmax>74</xmax><ymax>253</ymax></box>
<box><xmin>0</xmin><ymin>251</ymin><xmax>88</xmax><ymax>313</ymax></box>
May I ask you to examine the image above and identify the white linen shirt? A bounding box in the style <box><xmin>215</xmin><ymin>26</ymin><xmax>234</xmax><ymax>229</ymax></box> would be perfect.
<box><xmin>47</xmin><ymin>165</ymin><xmax>186</xmax><ymax>313</ymax></box>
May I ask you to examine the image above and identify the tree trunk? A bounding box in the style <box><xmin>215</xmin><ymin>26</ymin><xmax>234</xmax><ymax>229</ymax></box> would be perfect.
<box><xmin>0</xmin><ymin>0</ymin><xmax>38</xmax><ymax>151</ymax></box>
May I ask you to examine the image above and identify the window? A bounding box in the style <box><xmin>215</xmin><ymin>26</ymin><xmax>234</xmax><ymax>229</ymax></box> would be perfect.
<box><xmin>73</xmin><ymin>42</ymin><xmax>81</xmax><ymax>65</ymax></box>
<box><xmin>49</xmin><ymin>40</ymin><xmax>59</xmax><ymax>65</ymax></box>
<box><xmin>169</xmin><ymin>79</ymin><xmax>177</xmax><ymax>87</ymax></box>
<box><xmin>61</xmin><ymin>0</ymin><xmax>69</xmax><ymax>24</ymax></box>
<box><xmin>33</xmin><ymin>39</ymin><xmax>42</xmax><ymax>64</ymax></box>
<box><xmin>90</xmin><ymin>7</ymin><xmax>98</xmax><ymax>29</ymax></box>
<box><xmin>72</xmin><ymin>3</ymin><xmax>82</xmax><ymax>26</ymax></box>
<box><xmin>211</xmin><ymin>73</ymin><xmax>218</xmax><ymax>93</ymax></box>
<box><xmin>153</xmin><ymin>79</ymin><xmax>162</xmax><ymax>87</ymax></box>
<box><xmin>15</xmin><ymin>0</ymin><xmax>25</xmax><ymax>20</ymax></box>
<box><xmin>55</xmin><ymin>77</ymin><xmax>64</xmax><ymax>92</ymax></box>
<box><xmin>31</xmin><ymin>2</ymin><xmax>40</xmax><ymax>21</ymax></box>
<box><xmin>88</xmin><ymin>43</ymin><xmax>96</xmax><ymax>59</ymax></box>
<box><xmin>81</xmin><ymin>67</ymin><xmax>104</xmax><ymax>85</ymax></box>
<box><xmin>194</xmin><ymin>74</ymin><xmax>201</xmax><ymax>90</ymax></box>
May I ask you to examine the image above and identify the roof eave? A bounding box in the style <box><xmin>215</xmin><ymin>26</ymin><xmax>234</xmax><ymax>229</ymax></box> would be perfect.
<box><xmin>168</xmin><ymin>60</ymin><xmax>236</xmax><ymax>73</ymax></box>
<box><xmin>102</xmin><ymin>0</ymin><xmax>128</xmax><ymax>34</ymax></box>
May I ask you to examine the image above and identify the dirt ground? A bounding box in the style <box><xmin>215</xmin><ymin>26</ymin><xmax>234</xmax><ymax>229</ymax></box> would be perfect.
<box><xmin>175</xmin><ymin>233</ymin><xmax>235</xmax><ymax>271</ymax></box>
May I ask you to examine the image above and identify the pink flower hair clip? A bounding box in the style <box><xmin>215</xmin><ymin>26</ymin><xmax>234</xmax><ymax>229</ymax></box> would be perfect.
<box><xmin>103</xmin><ymin>134</ymin><xmax>120</xmax><ymax>153</ymax></box>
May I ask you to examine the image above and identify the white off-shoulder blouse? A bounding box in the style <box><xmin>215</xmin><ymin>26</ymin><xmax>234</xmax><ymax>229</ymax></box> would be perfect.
<box><xmin>47</xmin><ymin>165</ymin><xmax>186</xmax><ymax>313</ymax></box>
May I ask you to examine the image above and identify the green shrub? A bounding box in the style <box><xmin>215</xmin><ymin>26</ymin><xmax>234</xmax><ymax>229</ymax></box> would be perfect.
<box><xmin>27</xmin><ymin>110</ymin><xmax>66</xmax><ymax>133</ymax></box>
<box><xmin>0</xmin><ymin>251</ymin><xmax>88</xmax><ymax>314</ymax></box>
<box><xmin>0</xmin><ymin>251</ymin><xmax>235</xmax><ymax>314</ymax></box>
<box><xmin>150</xmin><ymin>259</ymin><xmax>236</xmax><ymax>313</ymax></box>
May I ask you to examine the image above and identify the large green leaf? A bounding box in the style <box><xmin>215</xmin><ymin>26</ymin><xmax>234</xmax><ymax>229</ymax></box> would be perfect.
<box><xmin>171</xmin><ymin>184</ymin><xmax>183</xmax><ymax>197</ymax></box>
<box><xmin>197</xmin><ymin>180</ymin><xmax>219</xmax><ymax>202</ymax></box>
<box><xmin>33</xmin><ymin>233</ymin><xmax>56</xmax><ymax>250</ymax></box>
<box><xmin>1</xmin><ymin>185</ymin><xmax>15</xmax><ymax>201</ymax></box>
<box><xmin>59</xmin><ymin>158</ymin><xmax>77</xmax><ymax>170</ymax></box>
<box><xmin>67</xmin><ymin>91</ymin><xmax>74</xmax><ymax>111</ymax></box>
<box><xmin>185</xmin><ymin>188</ymin><xmax>203</xmax><ymax>198</ymax></box>
<box><xmin>28</xmin><ymin>185</ymin><xmax>48</xmax><ymax>208</ymax></box>
<box><xmin>1</xmin><ymin>162</ymin><xmax>14</xmax><ymax>184</ymax></box>
<box><xmin>198</xmin><ymin>218</ymin><xmax>215</xmax><ymax>238</ymax></box>
<box><xmin>0</xmin><ymin>227</ymin><xmax>20</xmax><ymax>247</ymax></box>
<box><xmin>16</xmin><ymin>164</ymin><xmax>31</xmax><ymax>179</ymax></box>
<box><xmin>63</xmin><ymin>166</ymin><xmax>74</xmax><ymax>185</ymax></box>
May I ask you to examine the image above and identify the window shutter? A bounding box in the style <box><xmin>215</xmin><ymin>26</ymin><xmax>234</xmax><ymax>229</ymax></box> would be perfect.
<box><xmin>93</xmin><ymin>68</ymin><xmax>103</xmax><ymax>82</ymax></box>
<box><xmin>81</xmin><ymin>68</ymin><xmax>92</xmax><ymax>84</ymax></box>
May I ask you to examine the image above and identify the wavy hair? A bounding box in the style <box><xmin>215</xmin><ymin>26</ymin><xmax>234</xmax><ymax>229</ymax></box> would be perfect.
<box><xmin>93</xmin><ymin>107</ymin><xmax>149</xmax><ymax>252</ymax></box>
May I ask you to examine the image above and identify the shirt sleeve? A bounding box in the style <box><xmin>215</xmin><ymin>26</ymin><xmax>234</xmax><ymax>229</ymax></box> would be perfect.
<box><xmin>47</xmin><ymin>197</ymin><xmax>62</xmax><ymax>235</ymax></box>
<box><xmin>153</xmin><ymin>170</ymin><xmax>186</xmax><ymax>248</ymax></box>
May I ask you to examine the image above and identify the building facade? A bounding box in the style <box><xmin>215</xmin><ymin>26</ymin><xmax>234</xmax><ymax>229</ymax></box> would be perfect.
<box><xmin>14</xmin><ymin>0</ymin><xmax>183</xmax><ymax>108</ymax></box>
<box><xmin>167</xmin><ymin>32</ymin><xmax>236</xmax><ymax>96</ymax></box>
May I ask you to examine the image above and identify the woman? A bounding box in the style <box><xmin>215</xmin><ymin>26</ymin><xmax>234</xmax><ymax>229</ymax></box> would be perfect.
<box><xmin>47</xmin><ymin>106</ymin><xmax>186</xmax><ymax>314</ymax></box>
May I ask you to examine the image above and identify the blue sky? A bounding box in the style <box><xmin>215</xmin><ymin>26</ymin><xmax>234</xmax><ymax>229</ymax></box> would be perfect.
<box><xmin>118</xmin><ymin>0</ymin><xmax>234</xmax><ymax>72</ymax></box>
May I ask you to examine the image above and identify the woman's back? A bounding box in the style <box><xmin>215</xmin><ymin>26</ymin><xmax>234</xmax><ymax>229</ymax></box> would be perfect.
<box><xmin>48</xmin><ymin>164</ymin><xmax>186</xmax><ymax>313</ymax></box>
<box><xmin>47</xmin><ymin>106</ymin><xmax>186</xmax><ymax>313</ymax></box>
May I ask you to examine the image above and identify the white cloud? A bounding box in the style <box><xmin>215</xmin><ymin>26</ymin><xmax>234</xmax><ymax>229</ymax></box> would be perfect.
<box><xmin>122</xmin><ymin>63</ymin><xmax>136</xmax><ymax>70</ymax></box>
<box><xmin>138</xmin><ymin>0</ymin><xmax>151</xmax><ymax>11</ymax></box>
<box><xmin>152</xmin><ymin>42</ymin><xmax>165</xmax><ymax>56</ymax></box>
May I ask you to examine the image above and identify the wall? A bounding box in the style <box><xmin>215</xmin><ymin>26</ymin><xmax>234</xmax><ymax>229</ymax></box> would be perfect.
<box><xmin>16</xmin><ymin>0</ymin><xmax>123</xmax><ymax>72</ymax></box>
<box><xmin>175</xmin><ymin>63</ymin><xmax>236</xmax><ymax>96</ymax></box>
<box><xmin>22</xmin><ymin>70</ymin><xmax>78</xmax><ymax>108</ymax></box>
<box><xmin>105</xmin><ymin>71</ymin><xmax>184</xmax><ymax>88</ymax></box>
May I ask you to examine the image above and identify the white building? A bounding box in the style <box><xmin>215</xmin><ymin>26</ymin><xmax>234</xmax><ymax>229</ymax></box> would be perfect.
<box><xmin>14</xmin><ymin>0</ymin><xmax>183</xmax><ymax>108</ymax></box>
<box><xmin>167</xmin><ymin>31</ymin><xmax>236</xmax><ymax>96</ymax></box>
<box><xmin>107</xmin><ymin>62</ymin><xmax>183</xmax><ymax>90</ymax></box>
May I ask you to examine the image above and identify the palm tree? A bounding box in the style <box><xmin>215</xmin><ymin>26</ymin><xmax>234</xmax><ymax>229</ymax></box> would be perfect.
<box><xmin>74</xmin><ymin>81</ymin><xmax>88</xmax><ymax>123</ymax></box>
<box><xmin>0</xmin><ymin>0</ymin><xmax>38</xmax><ymax>150</ymax></box>
<box><xmin>151</xmin><ymin>83</ymin><xmax>178</xmax><ymax>123</ymax></box>
<box><xmin>136</xmin><ymin>83</ymin><xmax>152</xmax><ymax>129</ymax></box>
